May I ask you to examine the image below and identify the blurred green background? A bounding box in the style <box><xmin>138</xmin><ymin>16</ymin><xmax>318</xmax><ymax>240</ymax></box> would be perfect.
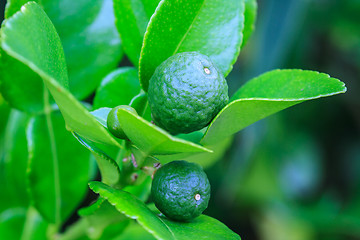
<box><xmin>0</xmin><ymin>0</ymin><xmax>359</xmax><ymax>239</ymax></box>
<box><xmin>209</xmin><ymin>0</ymin><xmax>360</xmax><ymax>239</ymax></box>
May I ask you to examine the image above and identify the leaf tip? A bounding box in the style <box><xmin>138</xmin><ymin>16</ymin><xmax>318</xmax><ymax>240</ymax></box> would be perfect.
<box><xmin>340</xmin><ymin>82</ymin><xmax>347</xmax><ymax>93</ymax></box>
<box><xmin>88</xmin><ymin>181</ymin><xmax>101</xmax><ymax>192</ymax></box>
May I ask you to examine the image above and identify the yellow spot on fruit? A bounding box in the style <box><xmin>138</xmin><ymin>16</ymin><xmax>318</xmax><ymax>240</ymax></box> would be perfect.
<box><xmin>195</xmin><ymin>194</ymin><xmax>201</xmax><ymax>201</ymax></box>
<box><xmin>204</xmin><ymin>67</ymin><xmax>211</xmax><ymax>74</ymax></box>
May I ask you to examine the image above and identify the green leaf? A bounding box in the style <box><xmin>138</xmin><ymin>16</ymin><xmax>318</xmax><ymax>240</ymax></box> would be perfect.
<box><xmin>73</xmin><ymin>133</ymin><xmax>121</xmax><ymax>186</ymax></box>
<box><xmin>117</xmin><ymin>108</ymin><xmax>211</xmax><ymax>155</ymax></box>
<box><xmin>93</xmin><ymin>68</ymin><xmax>141</xmax><ymax>109</ymax></box>
<box><xmin>201</xmin><ymin>100</ymin><xmax>300</xmax><ymax>146</ymax></box>
<box><xmin>0</xmin><ymin>96</ymin><xmax>11</xmax><ymax>147</ymax></box>
<box><xmin>89</xmin><ymin>181</ymin><xmax>241</xmax><ymax>240</ymax></box>
<box><xmin>130</xmin><ymin>145</ymin><xmax>159</xmax><ymax>168</ymax></box>
<box><xmin>175</xmin><ymin>130</ymin><xmax>205</xmax><ymax>144</ymax></box>
<box><xmin>53</xmin><ymin>0</ymin><xmax>123</xmax><ymax>99</ymax></box>
<box><xmin>0</xmin><ymin>208</ymin><xmax>27</xmax><ymax>240</ymax></box>
<box><xmin>0</xmin><ymin>51</ymin><xmax>48</xmax><ymax>113</ymax></box>
<box><xmin>139</xmin><ymin>0</ymin><xmax>245</xmax><ymax>91</ymax></box>
<box><xmin>1</xmin><ymin>1</ymin><xmax>69</xmax><ymax>114</ymax></box>
<box><xmin>123</xmin><ymin>175</ymin><xmax>153</xmax><ymax>202</ymax></box>
<box><xmin>129</xmin><ymin>92</ymin><xmax>152</xmax><ymax>121</ymax></box>
<box><xmin>27</xmin><ymin>110</ymin><xmax>91</xmax><ymax>224</ymax></box>
<box><xmin>117</xmin><ymin>222</ymin><xmax>156</xmax><ymax>240</ymax></box>
<box><xmin>157</xmin><ymin>136</ymin><xmax>233</xmax><ymax>168</ymax></box>
<box><xmin>2</xmin><ymin>110</ymin><xmax>30</xmax><ymax>208</ymax></box>
<box><xmin>76</xmin><ymin>198</ymin><xmax>129</xmax><ymax>240</ymax></box>
<box><xmin>78</xmin><ymin>198</ymin><xmax>106</xmax><ymax>217</ymax></box>
<box><xmin>0</xmin><ymin>100</ymin><xmax>11</xmax><ymax>213</ymax></box>
<box><xmin>201</xmin><ymin>69</ymin><xmax>347</xmax><ymax>145</ymax></box>
<box><xmin>4</xmin><ymin>0</ymin><xmax>29</xmax><ymax>18</ymax></box>
<box><xmin>2</xmin><ymin>4</ymin><xmax>69</xmax><ymax>88</ymax></box>
<box><xmin>5</xmin><ymin>0</ymin><xmax>123</xmax><ymax>100</ymax></box>
<box><xmin>98</xmin><ymin>221</ymin><xmax>130</xmax><ymax>240</ymax></box>
<box><xmin>113</xmin><ymin>0</ymin><xmax>160</xmax><ymax>66</ymax></box>
<box><xmin>231</xmin><ymin>69</ymin><xmax>346</xmax><ymax>100</ymax></box>
<box><xmin>0</xmin><ymin>207</ymin><xmax>48</xmax><ymax>240</ymax></box>
<box><xmin>46</xmin><ymin>82</ymin><xmax>121</xmax><ymax>146</ymax></box>
<box><xmin>1</xmin><ymin>2</ymin><xmax>122</xmax><ymax>147</ymax></box>
<box><xmin>242</xmin><ymin>0</ymin><xmax>257</xmax><ymax>47</ymax></box>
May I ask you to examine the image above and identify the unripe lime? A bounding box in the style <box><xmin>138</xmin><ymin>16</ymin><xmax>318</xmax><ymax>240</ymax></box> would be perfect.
<box><xmin>107</xmin><ymin>105</ymin><xmax>137</xmax><ymax>139</ymax></box>
<box><xmin>148</xmin><ymin>52</ymin><xmax>229</xmax><ymax>135</ymax></box>
<box><xmin>151</xmin><ymin>160</ymin><xmax>211</xmax><ymax>222</ymax></box>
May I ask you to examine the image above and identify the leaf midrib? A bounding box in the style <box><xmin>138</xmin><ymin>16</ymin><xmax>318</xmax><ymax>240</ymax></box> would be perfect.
<box><xmin>156</xmin><ymin>216</ymin><xmax>177</xmax><ymax>240</ymax></box>
<box><xmin>171</xmin><ymin>0</ymin><xmax>206</xmax><ymax>55</ymax></box>
<box><xmin>44</xmin><ymin>87</ymin><xmax>61</xmax><ymax>225</ymax></box>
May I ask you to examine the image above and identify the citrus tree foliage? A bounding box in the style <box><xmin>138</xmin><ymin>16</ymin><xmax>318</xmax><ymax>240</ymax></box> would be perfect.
<box><xmin>0</xmin><ymin>0</ymin><xmax>346</xmax><ymax>239</ymax></box>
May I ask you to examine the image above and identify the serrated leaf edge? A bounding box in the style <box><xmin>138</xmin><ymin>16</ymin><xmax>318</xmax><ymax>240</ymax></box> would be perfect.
<box><xmin>89</xmin><ymin>181</ymin><xmax>177</xmax><ymax>240</ymax></box>
<box><xmin>72</xmin><ymin>132</ymin><xmax>121</xmax><ymax>185</ymax></box>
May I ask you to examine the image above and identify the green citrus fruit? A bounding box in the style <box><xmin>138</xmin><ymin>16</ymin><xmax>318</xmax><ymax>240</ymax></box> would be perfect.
<box><xmin>151</xmin><ymin>160</ymin><xmax>211</xmax><ymax>222</ymax></box>
<box><xmin>107</xmin><ymin>105</ymin><xmax>137</xmax><ymax>139</ymax></box>
<box><xmin>148</xmin><ymin>52</ymin><xmax>229</xmax><ymax>135</ymax></box>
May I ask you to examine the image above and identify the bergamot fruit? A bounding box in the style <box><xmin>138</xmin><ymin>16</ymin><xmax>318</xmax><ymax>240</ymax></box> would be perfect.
<box><xmin>151</xmin><ymin>160</ymin><xmax>211</xmax><ymax>222</ymax></box>
<box><xmin>107</xmin><ymin>105</ymin><xmax>137</xmax><ymax>139</ymax></box>
<box><xmin>148</xmin><ymin>52</ymin><xmax>229</xmax><ymax>135</ymax></box>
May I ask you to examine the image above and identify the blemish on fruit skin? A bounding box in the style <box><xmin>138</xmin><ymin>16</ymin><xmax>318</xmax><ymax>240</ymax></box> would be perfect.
<box><xmin>194</xmin><ymin>194</ymin><xmax>201</xmax><ymax>201</ymax></box>
<box><xmin>204</xmin><ymin>67</ymin><xmax>211</xmax><ymax>75</ymax></box>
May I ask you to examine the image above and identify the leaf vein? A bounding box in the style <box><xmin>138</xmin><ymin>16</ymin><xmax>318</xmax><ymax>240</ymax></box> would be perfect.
<box><xmin>172</xmin><ymin>0</ymin><xmax>206</xmax><ymax>55</ymax></box>
<box><xmin>157</xmin><ymin>216</ymin><xmax>177</xmax><ymax>240</ymax></box>
<box><xmin>44</xmin><ymin>87</ymin><xmax>61</xmax><ymax>225</ymax></box>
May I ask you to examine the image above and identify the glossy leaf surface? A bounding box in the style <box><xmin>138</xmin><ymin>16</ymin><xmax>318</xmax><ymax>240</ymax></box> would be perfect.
<box><xmin>44</xmin><ymin>82</ymin><xmax>122</xmax><ymax>146</ymax></box>
<box><xmin>0</xmin><ymin>97</ymin><xmax>10</xmax><ymax>149</ymax></box>
<box><xmin>0</xmin><ymin>1</ymin><xmax>68</xmax><ymax>113</ymax></box>
<box><xmin>93</xmin><ymin>68</ymin><xmax>141</xmax><ymax>109</ymax></box>
<box><xmin>0</xmin><ymin>100</ymin><xmax>11</xmax><ymax>212</ymax></box>
<box><xmin>242</xmin><ymin>0</ymin><xmax>257</xmax><ymax>47</ymax></box>
<box><xmin>0</xmin><ymin>207</ymin><xmax>48</xmax><ymax>240</ymax></box>
<box><xmin>1</xmin><ymin>2</ymin><xmax>122</xmax><ymax>147</ymax></box>
<box><xmin>89</xmin><ymin>181</ymin><xmax>241</xmax><ymax>240</ymax></box>
<box><xmin>129</xmin><ymin>92</ymin><xmax>152</xmax><ymax>121</ymax></box>
<box><xmin>77</xmin><ymin>198</ymin><xmax>128</xmax><ymax>239</ymax></box>
<box><xmin>0</xmin><ymin>51</ymin><xmax>47</xmax><ymax>113</ymax></box>
<box><xmin>5</xmin><ymin>0</ymin><xmax>123</xmax><ymax>100</ymax></box>
<box><xmin>201</xmin><ymin>69</ymin><xmax>347</xmax><ymax>145</ymax></box>
<box><xmin>157</xmin><ymin>136</ymin><xmax>233</xmax><ymax>168</ymax></box>
<box><xmin>1</xmin><ymin>3</ymin><xmax>69</xmax><ymax>88</ymax></box>
<box><xmin>2</xmin><ymin>110</ymin><xmax>30</xmax><ymax>208</ymax></box>
<box><xmin>4</xmin><ymin>0</ymin><xmax>29</xmax><ymax>18</ymax></box>
<box><xmin>117</xmin><ymin>108</ymin><xmax>211</xmax><ymax>155</ymax></box>
<box><xmin>113</xmin><ymin>0</ymin><xmax>160</xmax><ymax>66</ymax></box>
<box><xmin>117</xmin><ymin>222</ymin><xmax>156</xmax><ymax>240</ymax></box>
<box><xmin>139</xmin><ymin>0</ymin><xmax>245</xmax><ymax>91</ymax></box>
<box><xmin>0</xmin><ymin>208</ymin><xmax>27</xmax><ymax>240</ymax></box>
<box><xmin>27</xmin><ymin>111</ymin><xmax>91</xmax><ymax>224</ymax></box>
